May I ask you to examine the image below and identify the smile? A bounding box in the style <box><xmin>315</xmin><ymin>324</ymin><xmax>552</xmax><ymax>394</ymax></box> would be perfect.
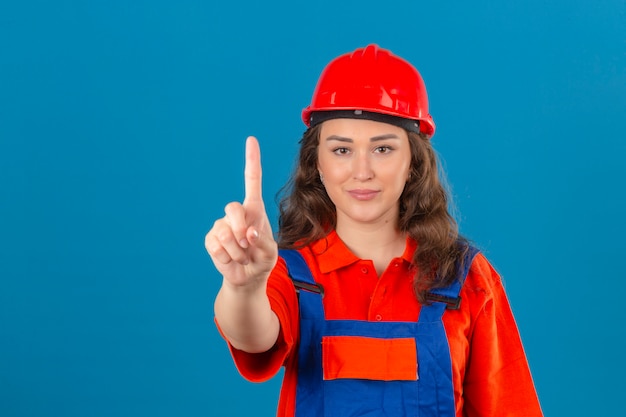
<box><xmin>347</xmin><ymin>189</ymin><xmax>380</xmax><ymax>201</ymax></box>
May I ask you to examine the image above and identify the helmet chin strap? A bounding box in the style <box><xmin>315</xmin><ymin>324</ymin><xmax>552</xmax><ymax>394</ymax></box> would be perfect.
<box><xmin>309</xmin><ymin>110</ymin><xmax>421</xmax><ymax>135</ymax></box>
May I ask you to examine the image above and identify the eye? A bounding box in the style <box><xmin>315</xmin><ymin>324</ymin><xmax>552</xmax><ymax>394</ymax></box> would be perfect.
<box><xmin>374</xmin><ymin>146</ymin><xmax>393</xmax><ymax>154</ymax></box>
<box><xmin>332</xmin><ymin>147</ymin><xmax>351</xmax><ymax>155</ymax></box>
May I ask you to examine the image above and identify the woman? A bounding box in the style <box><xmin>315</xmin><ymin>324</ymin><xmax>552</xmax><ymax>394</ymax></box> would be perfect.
<box><xmin>205</xmin><ymin>45</ymin><xmax>542</xmax><ymax>417</ymax></box>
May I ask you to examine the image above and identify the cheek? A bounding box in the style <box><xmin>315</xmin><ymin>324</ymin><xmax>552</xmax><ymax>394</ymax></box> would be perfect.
<box><xmin>383</xmin><ymin>158</ymin><xmax>411</xmax><ymax>181</ymax></box>
<box><xmin>317</xmin><ymin>152</ymin><xmax>331</xmax><ymax>176</ymax></box>
<box><xmin>318</xmin><ymin>157</ymin><xmax>348</xmax><ymax>184</ymax></box>
<box><xmin>322</xmin><ymin>167</ymin><xmax>351</xmax><ymax>186</ymax></box>
<box><xmin>400</xmin><ymin>155</ymin><xmax>412</xmax><ymax>180</ymax></box>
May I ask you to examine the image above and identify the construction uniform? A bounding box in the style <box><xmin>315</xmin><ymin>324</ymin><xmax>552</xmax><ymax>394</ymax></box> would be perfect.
<box><xmin>217</xmin><ymin>231</ymin><xmax>543</xmax><ymax>417</ymax></box>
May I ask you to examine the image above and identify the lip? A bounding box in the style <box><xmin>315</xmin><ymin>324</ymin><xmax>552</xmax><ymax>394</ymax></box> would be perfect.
<box><xmin>347</xmin><ymin>189</ymin><xmax>380</xmax><ymax>201</ymax></box>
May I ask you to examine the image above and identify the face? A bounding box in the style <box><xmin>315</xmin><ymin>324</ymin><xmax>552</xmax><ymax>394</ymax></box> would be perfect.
<box><xmin>317</xmin><ymin>118</ymin><xmax>412</xmax><ymax>229</ymax></box>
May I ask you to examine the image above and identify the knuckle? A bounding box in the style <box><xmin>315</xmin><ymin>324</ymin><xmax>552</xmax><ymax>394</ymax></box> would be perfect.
<box><xmin>217</xmin><ymin>230</ymin><xmax>235</xmax><ymax>244</ymax></box>
<box><xmin>207</xmin><ymin>244</ymin><xmax>221</xmax><ymax>257</ymax></box>
<box><xmin>230</xmin><ymin>251</ymin><xmax>249</xmax><ymax>265</ymax></box>
<box><xmin>210</xmin><ymin>218</ymin><xmax>226</xmax><ymax>232</ymax></box>
<box><xmin>224</xmin><ymin>201</ymin><xmax>242</xmax><ymax>215</ymax></box>
<box><xmin>207</xmin><ymin>244</ymin><xmax>231</xmax><ymax>264</ymax></box>
<box><xmin>205</xmin><ymin>237</ymin><xmax>222</xmax><ymax>256</ymax></box>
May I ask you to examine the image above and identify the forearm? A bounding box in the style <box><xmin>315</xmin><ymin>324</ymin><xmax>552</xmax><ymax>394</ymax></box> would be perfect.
<box><xmin>214</xmin><ymin>278</ymin><xmax>280</xmax><ymax>353</ymax></box>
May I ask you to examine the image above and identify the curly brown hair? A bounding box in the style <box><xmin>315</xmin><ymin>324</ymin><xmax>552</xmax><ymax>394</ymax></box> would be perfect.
<box><xmin>277</xmin><ymin>125</ymin><xmax>469</xmax><ymax>303</ymax></box>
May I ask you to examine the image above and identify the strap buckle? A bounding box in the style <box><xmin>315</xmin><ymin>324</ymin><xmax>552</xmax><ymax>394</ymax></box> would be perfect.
<box><xmin>424</xmin><ymin>292</ymin><xmax>461</xmax><ymax>310</ymax></box>
<box><xmin>293</xmin><ymin>281</ymin><xmax>325</xmax><ymax>297</ymax></box>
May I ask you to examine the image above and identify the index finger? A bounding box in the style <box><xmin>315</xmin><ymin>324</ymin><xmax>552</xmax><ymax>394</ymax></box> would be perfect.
<box><xmin>243</xmin><ymin>136</ymin><xmax>263</xmax><ymax>204</ymax></box>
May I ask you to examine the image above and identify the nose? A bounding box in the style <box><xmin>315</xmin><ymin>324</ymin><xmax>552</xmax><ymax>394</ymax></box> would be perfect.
<box><xmin>353</xmin><ymin>152</ymin><xmax>373</xmax><ymax>181</ymax></box>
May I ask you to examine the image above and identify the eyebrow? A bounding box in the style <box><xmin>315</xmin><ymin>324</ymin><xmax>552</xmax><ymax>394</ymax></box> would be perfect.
<box><xmin>324</xmin><ymin>134</ymin><xmax>401</xmax><ymax>143</ymax></box>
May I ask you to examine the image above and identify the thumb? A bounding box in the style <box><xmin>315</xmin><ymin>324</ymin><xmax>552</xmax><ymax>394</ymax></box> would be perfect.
<box><xmin>246</xmin><ymin>223</ymin><xmax>277</xmax><ymax>259</ymax></box>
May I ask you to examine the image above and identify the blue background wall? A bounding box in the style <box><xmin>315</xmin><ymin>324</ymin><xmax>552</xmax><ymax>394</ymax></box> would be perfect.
<box><xmin>1</xmin><ymin>1</ymin><xmax>624</xmax><ymax>416</ymax></box>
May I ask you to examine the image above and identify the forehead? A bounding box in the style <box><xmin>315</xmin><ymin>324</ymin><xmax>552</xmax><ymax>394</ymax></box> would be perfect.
<box><xmin>319</xmin><ymin>118</ymin><xmax>408</xmax><ymax>140</ymax></box>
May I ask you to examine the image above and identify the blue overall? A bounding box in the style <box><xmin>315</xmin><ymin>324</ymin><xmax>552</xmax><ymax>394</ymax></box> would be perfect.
<box><xmin>279</xmin><ymin>246</ymin><xmax>479</xmax><ymax>417</ymax></box>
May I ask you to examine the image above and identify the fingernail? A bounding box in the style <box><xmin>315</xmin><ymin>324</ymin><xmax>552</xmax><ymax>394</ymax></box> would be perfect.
<box><xmin>251</xmin><ymin>229</ymin><xmax>259</xmax><ymax>240</ymax></box>
<box><xmin>239</xmin><ymin>238</ymin><xmax>249</xmax><ymax>248</ymax></box>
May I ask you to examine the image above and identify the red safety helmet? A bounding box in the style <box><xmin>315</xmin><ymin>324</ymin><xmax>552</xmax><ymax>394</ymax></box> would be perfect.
<box><xmin>302</xmin><ymin>44</ymin><xmax>436</xmax><ymax>138</ymax></box>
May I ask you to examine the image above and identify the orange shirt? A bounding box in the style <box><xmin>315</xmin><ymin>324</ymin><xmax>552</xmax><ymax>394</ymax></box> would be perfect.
<box><xmin>218</xmin><ymin>231</ymin><xmax>543</xmax><ymax>417</ymax></box>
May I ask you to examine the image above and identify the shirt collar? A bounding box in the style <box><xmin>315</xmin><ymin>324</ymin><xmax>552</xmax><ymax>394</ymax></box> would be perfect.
<box><xmin>311</xmin><ymin>230</ymin><xmax>416</xmax><ymax>274</ymax></box>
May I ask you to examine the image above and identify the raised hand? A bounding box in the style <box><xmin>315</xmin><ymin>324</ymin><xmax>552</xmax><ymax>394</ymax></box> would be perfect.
<box><xmin>205</xmin><ymin>136</ymin><xmax>278</xmax><ymax>290</ymax></box>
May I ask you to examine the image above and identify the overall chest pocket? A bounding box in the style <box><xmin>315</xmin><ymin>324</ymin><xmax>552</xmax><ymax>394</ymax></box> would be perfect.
<box><xmin>322</xmin><ymin>335</ymin><xmax>418</xmax><ymax>381</ymax></box>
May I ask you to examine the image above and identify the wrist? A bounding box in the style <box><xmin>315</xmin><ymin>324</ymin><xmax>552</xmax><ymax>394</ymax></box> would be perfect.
<box><xmin>221</xmin><ymin>273</ymin><xmax>269</xmax><ymax>296</ymax></box>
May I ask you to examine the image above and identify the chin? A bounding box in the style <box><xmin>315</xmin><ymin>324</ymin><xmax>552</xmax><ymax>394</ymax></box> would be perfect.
<box><xmin>345</xmin><ymin>210</ymin><xmax>393</xmax><ymax>225</ymax></box>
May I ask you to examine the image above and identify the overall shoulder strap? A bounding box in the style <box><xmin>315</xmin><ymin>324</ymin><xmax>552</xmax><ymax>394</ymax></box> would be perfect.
<box><xmin>425</xmin><ymin>245</ymin><xmax>480</xmax><ymax>310</ymax></box>
<box><xmin>278</xmin><ymin>249</ymin><xmax>324</xmax><ymax>296</ymax></box>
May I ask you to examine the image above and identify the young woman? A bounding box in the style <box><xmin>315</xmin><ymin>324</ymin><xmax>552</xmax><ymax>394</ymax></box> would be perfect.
<box><xmin>205</xmin><ymin>44</ymin><xmax>543</xmax><ymax>417</ymax></box>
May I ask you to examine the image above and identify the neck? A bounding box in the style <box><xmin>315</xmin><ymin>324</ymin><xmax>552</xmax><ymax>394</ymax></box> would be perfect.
<box><xmin>335</xmin><ymin>220</ymin><xmax>407</xmax><ymax>275</ymax></box>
